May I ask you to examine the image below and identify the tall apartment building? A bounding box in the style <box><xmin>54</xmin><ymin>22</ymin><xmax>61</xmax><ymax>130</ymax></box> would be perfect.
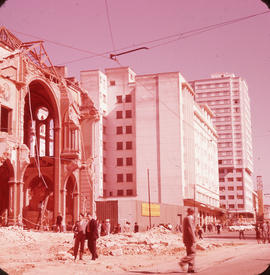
<box><xmin>190</xmin><ymin>73</ymin><xmax>256</xmax><ymax>220</ymax></box>
<box><xmin>81</xmin><ymin>67</ymin><xmax>221</xmax><ymax>229</ymax></box>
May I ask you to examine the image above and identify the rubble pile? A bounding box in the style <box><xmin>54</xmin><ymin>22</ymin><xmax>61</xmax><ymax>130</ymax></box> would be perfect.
<box><xmin>0</xmin><ymin>226</ymin><xmax>38</xmax><ymax>245</ymax></box>
<box><xmin>97</xmin><ymin>226</ymin><xmax>185</xmax><ymax>256</ymax></box>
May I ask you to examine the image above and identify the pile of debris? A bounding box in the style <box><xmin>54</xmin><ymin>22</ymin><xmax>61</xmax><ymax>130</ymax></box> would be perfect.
<box><xmin>98</xmin><ymin>226</ymin><xmax>182</xmax><ymax>256</ymax></box>
<box><xmin>0</xmin><ymin>226</ymin><xmax>38</xmax><ymax>245</ymax></box>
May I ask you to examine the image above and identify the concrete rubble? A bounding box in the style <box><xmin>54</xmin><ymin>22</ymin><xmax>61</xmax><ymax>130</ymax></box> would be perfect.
<box><xmin>0</xmin><ymin>225</ymin><xmax>240</xmax><ymax>260</ymax></box>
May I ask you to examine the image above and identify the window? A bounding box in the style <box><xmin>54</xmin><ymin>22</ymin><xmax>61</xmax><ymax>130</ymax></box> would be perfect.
<box><xmin>117</xmin><ymin>142</ymin><xmax>123</xmax><ymax>150</ymax></box>
<box><xmin>109</xmin><ymin>191</ymin><xmax>113</xmax><ymax>196</ymax></box>
<box><xmin>103</xmin><ymin>142</ymin><xmax>106</xmax><ymax>150</ymax></box>
<box><xmin>237</xmin><ymin>195</ymin><xmax>243</xmax><ymax>199</ymax></box>
<box><xmin>117</xmin><ymin>174</ymin><xmax>123</xmax><ymax>182</ymax></box>
<box><xmin>228</xmin><ymin>186</ymin><xmax>234</xmax><ymax>191</ymax></box>
<box><xmin>219</xmin><ymin>187</ymin><xmax>225</xmax><ymax>191</ymax></box>
<box><xmin>116</xmin><ymin>111</ymin><xmax>123</xmax><ymax>119</ymax></box>
<box><xmin>103</xmin><ymin>174</ymin><xmax>106</xmax><ymax>182</ymax></box>
<box><xmin>117</xmin><ymin>158</ymin><xmax>123</xmax><ymax>166</ymax></box>
<box><xmin>116</xmin><ymin>95</ymin><xmax>122</xmax><ymax>103</ymax></box>
<box><xmin>103</xmin><ymin>158</ymin><xmax>106</xmax><ymax>166</ymax></box>
<box><xmin>126</xmin><ymin>189</ymin><xmax>133</xmax><ymax>196</ymax></box>
<box><xmin>228</xmin><ymin>178</ymin><xmax>233</xmax><ymax>182</ymax></box>
<box><xmin>237</xmin><ymin>186</ymin><xmax>243</xmax><ymax>190</ymax></box>
<box><xmin>116</xmin><ymin>126</ymin><xmax>123</xmax><ymax>135</ymax></box>
<box><xmin>219</xmin><ymin>178</ymin><xmax>225</xmax><ymax>182</ymax></box>
<box><xmin>229</xmin><ymin>204</ymin><xmax>234</xmax><ymax>208</ymax></box>
<box><xmin>126</xmin><ymin>125</ymin><xmax>132</xmax><ymax>134</ymax></box>
<box><xmin>220</xmin><ymin>196</ymin><xmax>226</xmax><ymax>200</ymax></box>
<box><xmin>103</xmin><ymin>126</ymin><xmax>106</xmax><ymax>134</ymax></box>
<box><xmin>228</xmin><ymin>195</ymin><xmax>234</xmax><ymax>200</ymax></box>
<box><xmin>126</xmin><ymin>157</ymin><xmax>133</xmax><ymax>166</ymax></box>
<box><xmin>125</xmin><ymin>110</ymin><xmax>132</xmax><ymax>118</ymax></box>
<box><xmin>218</xmin><ymin>160</ymin><xmax>222</xmax><ymax>164</ymax></box>
<box><xmin>125</xmin><ymin>94</ymin><xmax>132</xmax><ymax>102</ymax></box>
<box><xmin>0</xmin><ymin>106</ymin><xmax>12</xmax><ymax>133</ymax></box>
<box><xmin>126</xmin><ymin>141</ymin><xmax>132</xmax><ymax>150</ymax></box>
<box><xmin>238</xmin><ymin>204</ymin><xmax>244</xmax><ymax>208</ymax></box>
<box><xmin>126</xmin><ymin>173</ymin><xmax>133</xmax><ymax>182</ymax></box>
<box><xmin>117</xmin><ymin>189</ymin><xmax>124</xmax><ymax>196</ymax></box>
<box><xmin>110</xmin><ymin>80</ymin><xmax>116</xmax><ymax>86</ymax></box>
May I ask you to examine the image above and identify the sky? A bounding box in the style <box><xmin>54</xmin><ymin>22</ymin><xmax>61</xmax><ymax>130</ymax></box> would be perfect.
<box><xmin>0</xmin><ymin>0</ymin><xmax>270</xmax><ymax>203</ymax></box>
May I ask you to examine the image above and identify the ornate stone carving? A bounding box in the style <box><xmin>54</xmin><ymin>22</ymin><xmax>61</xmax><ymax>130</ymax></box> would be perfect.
<box><xmin>0</xmin><ymin>140</ymin><xmax>12</xmax><ymax>165</ymax></box>
<box><xmin>80</xmin><ymin>92</ymin><xmax>99</xmax><ymax>121</ymax></box>
<box><xmin>0</xmin><ymin>82</ymin><xmax>10</xmax><ymax>101</ymax></box>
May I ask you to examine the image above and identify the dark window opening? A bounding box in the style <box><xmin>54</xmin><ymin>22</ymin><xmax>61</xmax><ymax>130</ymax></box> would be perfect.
<box><xmin>1</xmin><ymin>106</ymin><xmax>12</xmax><ymax>133</ymax></box>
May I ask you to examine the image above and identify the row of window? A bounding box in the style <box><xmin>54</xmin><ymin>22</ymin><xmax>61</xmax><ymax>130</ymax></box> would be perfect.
<box><xmin>117</xmin><ymin>141</ymin><xmax>132</xmax><ymax>150</ymax></box>
<box><xmin>117</xmin><ymin>157</ymin><xmax>133</xmax><ymax>166</ymax></box>
<box><xmin>104</xmin><ymin>189</ymin><xmax>134</xmax><ymax>197</ymax></box>
<box><xmin>103</xmin><ymin>173</ymin><xmax>133</xmax><ymax>182</ymax></box>
<box><xmin>218</xmin><ymin>159</ymin><xmax>242</xmax><ymax>165</ymax></box>
<box><xmin>116</xmin><ymin>126</ymin><xmax>132</xmax><ymax>134</ymax></box>
<box><xmin>116</xmin><ymin>110</ymin><xmax>132</xmax><ymax>119</ymax></box>
<box><xmin>219</xmin><ymin>186</ymin><xmax>243</xmax><ymax>191</ymax></box>
<box><xmin>219</xmin><ymin>177</ymin><xmax>243</xmax><ymax>182</ymax></box>
<box><xmin>220</xmin><ymin>195</ymin><xmax>244</xmax><ymax>200</ymax></box>
<box><xmin>221</xmin><ymin>204</ymin><xmax>244</xmax><ymax>209</ymax></box>
<box><xmin>116</xmin><ymin>94</ymin><xmax>132</xmax><ymax>103</ymax></box>
<box><xmin>219</xmin><ymin>168</ymin><xmax>242</xmax><ymax>173</ymax></box>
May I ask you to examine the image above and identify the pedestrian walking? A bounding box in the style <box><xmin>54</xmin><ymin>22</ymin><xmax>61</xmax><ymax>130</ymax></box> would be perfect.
<box><xmin>105</xmin><ymin>219</ymin><xmax>111</xmax><ymax>235</ymax></box>
<box><xmin>198</xmin><ymin>226</ymin><xmax>203</xmax><ymax>240</ymax></box>
<box><xmin>261</xmin><ymin>221</ymin><xmax>268</xmax><ymax>244</ymax></box>
<box><xmin>73</xmin><ymin>213</ymin><xmax>87</xmax><ymax>261</ymax></box>
<box><xmin>56</xmin><ymin>212</ymin><xmax>63</xmax><ymax>232</ymax></box>
<box><xmin>134</xmin><ymin>222</ymin><xmax>139</xmax><ymax>233</ymax></box>
<box><xmin>216</xmin><ymin>224</ymin><xmax>221</xmax><ymax>234</ymax></box>
<box><xmin>255</xmin><ymin>225</ymin><xmax>261</xmax><ymax>244</ymax></box>
<box><xmin>179</xmin><ymin>208</ymin><xmax>197</xmax><ymax>273</ymax></box>
<box><xmin>86</xmin><ymin>213</ymin><xmax>99</xmax><ymax>261</ymax></box>
<box><xmin>202</xmin><ymin>223</ymin><xmax>206</xmax><ymax>233</ymax></box>
<box><xmin>239</xmin><ymin>225</ymin><xmax>245</xmax><ymax>240</ymax></box>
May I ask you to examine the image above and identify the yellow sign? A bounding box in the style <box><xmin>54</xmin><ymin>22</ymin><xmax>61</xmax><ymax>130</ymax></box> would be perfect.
<box><xmin>141</xmin><ymin>203</ymin><xmax>160</xmax><ymax>217</ymax></box>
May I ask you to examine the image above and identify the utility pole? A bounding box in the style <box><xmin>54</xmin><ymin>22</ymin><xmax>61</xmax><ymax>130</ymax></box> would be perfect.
<box><xmin>147</xmin><ymin>169</ymin><xmax>152</xmax><ymax>229</ymax></box>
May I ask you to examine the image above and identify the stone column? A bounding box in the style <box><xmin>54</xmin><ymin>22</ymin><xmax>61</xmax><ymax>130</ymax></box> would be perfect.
<box><xmin>73</xmin><ymin>192</ymin><xmax>79</xmax><ymax>222</ymax></box>
<box><xmin>54</xmin><ymin>127</ymin><xmax>61</xmax><ymax>221</ymax></box>
<box><xmin>8</xmin><ymin>181</ymin><xmax>17</xmax><ymax>225</ymax></box>
<box><xmin>17</xmin><ymin>182</ymin><xmax>24</xmax><ymax>216</ymax></box>
<box><xmin>61</xmin><ymin>188</ymin><xmax>66</xmax><ymax>231</ymax></box>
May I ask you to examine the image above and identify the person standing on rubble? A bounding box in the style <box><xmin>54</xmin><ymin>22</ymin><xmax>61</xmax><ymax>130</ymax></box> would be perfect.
<box><xmin>86</xmin><ymin>212</ymin><xmax>99</xmax><ymax>260</ymax></box>
<box><xmin>73</xmin><ymin>213</ymin><xmax>87</xmax><ymax>261</ymax></box>
<box><xmin>56</xmin><ymin>213</ymin><xmax>63</xmax><ymax>232</ymax></box>
<box><xmin>179</xmin><ymin>208</ymin><xmax>197</xmax><ymax>273</ymax></box>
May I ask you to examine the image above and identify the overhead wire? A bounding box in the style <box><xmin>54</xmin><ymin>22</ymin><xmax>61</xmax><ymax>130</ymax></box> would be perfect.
<box><xmin>8</xmin><ymin>10</ymin><xmax>270</xmax><ymax>66</ymax></box>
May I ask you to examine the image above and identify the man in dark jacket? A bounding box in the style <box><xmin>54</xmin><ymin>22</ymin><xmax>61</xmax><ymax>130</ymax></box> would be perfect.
<box><xmin>86</xmin><ymin>212</ymin><xmax>99</xmax><ymax>260</ymax></box>
<box><xmin>73</xmin><ymin>213</ymin><xmax>87</xmax><ymax>261</ymax></box>
<box><xmin>179</xmin><ymin>208</ymin><xmax>196</xmax><ymax>273</ymax></box>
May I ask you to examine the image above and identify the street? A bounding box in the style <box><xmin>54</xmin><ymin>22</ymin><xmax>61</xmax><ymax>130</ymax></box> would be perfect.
<box><xmin>128</xmin><ymin>230</ymin><xmax>270</xmax><ymax>275</ymax></box>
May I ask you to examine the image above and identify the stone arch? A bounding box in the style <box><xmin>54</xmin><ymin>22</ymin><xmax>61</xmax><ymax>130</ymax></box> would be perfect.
<box><xmin>24</xmin><ymin>79</ymin><xmax>60</xmax><ymax>157</ymax></box>
<box><xmin>63</xmin><ymin>173</ymin><xmax>79</xmax><ymax>229</ymax></box>
<box><xmin>22</xmin><ymin>172</ymin><xmax>54</xmax><ymax>228</ymax></box>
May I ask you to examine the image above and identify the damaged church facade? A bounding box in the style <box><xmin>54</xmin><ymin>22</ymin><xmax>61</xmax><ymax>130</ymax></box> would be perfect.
<box><xmin>0</xmin><ymin>27</ymin><xmax>99</xmax><ymax>228</ymax></box>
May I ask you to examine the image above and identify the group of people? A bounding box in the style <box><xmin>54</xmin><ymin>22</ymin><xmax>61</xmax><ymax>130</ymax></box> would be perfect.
<box><xmin>255</xmin><ymin>221</ymin><xmax>270</xmax><ymax>244</ymax></box>
<box><xmin>73</xmin><ymin>213</ymin><xmax>99</xmax><ymax>261</ymax></box>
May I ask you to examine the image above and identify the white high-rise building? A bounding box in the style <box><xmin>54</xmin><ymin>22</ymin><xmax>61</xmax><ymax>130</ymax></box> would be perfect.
<box><xmin>190</xmin><ymin>73</ymin><xmax>256</xmax><ymax>220</ymax></box>
<box><xmin>81</xmin><ymin>67</ymin><xmax>221</xmax><ymax>229</ymax></box>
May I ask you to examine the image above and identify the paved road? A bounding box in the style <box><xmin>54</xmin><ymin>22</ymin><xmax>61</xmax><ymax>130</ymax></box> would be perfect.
<box><xmin>128</xmin><ymin>237</ymin><xmax>270</xmax><ymax>275</ymax></box>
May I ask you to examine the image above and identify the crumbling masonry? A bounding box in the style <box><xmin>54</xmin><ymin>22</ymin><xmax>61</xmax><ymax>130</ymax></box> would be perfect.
<box><xmin>0</xmin><ymin>27</ymin><xmax>99</xmax><ymax>229</ymax></box>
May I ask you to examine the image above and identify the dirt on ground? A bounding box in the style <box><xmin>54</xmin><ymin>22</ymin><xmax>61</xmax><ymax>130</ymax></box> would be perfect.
<box><xmin>0</xmin><ymin>226</ymin><xmax>247</xmax><ymax>275</ymax></box>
